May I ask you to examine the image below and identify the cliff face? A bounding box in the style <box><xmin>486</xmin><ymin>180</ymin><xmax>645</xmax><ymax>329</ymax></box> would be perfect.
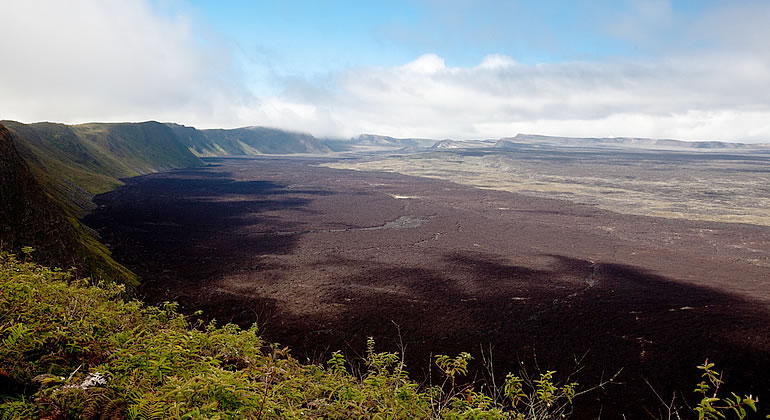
<box><xmin>0</xmin><ymin>123</ymin><xmax>138</xmax><ymax>287</ymax></box>
<box><xmin>0</xmin><ymin>122</ymin><xmax>68</xmax><ymax>258</ymax></box>
<box><xmin>169</xmin><ymin>123</ymin><xmax>332</xmax><ymax>156</ymax></box>
<box><xmin>2</xmin><ymin>120</ymin><xmax>204</xmax><ymax>216</ymax></box>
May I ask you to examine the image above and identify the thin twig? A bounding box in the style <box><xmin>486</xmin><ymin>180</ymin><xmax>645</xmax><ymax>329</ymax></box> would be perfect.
<box><xmin>66</xmin><ymin>364</ymin><xmax>82</xmax><ymax>382</ymax></box>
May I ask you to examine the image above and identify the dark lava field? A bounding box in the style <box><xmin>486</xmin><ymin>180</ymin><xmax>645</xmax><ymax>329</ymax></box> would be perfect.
<box><xmin>85</xmin><ymin>156</ymin><xmax>770</xmax><ymax>417</ymax></box>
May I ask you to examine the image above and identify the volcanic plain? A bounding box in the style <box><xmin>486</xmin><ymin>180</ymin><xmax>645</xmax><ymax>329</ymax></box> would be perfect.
<box><xmin>85</xmin><ymin>150</ymin><xmax>770</xmax><ymax>416</ymax></box>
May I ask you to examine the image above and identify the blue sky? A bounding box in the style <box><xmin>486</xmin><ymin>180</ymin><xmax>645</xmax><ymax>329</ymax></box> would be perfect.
<box><xmin>2</xmin><ymin>1</ymin><xmax>770</xmax><ymax>141</ymax></box>
<box><xmin>188</xmin><ymin>0</ymin><xmax>711</xmax><ymax>69</ymax></box>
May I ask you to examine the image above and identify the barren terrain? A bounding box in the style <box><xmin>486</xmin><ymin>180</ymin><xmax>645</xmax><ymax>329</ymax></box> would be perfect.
<box><xmin>85</xmin><ymin>152</ymin><xmax>770</xmax><ymax>416</ymax></box>
<box><xmin>326</xmin><ymin>145</ymin><xmax>770</xmax><ymax>226</ymax></box>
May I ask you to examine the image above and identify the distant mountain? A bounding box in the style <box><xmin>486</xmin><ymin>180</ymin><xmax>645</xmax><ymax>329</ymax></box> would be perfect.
<box><xmin>430</xmin><ymin>140</ymin><xmax>459</xmax><ymax>149</ymax></box>
<box><xmin>351</xmin><ymin>134</ymin><xmax>436</xmax><ymax>148</ymax></box>
<box><xmin>431</xmin><ymin>139</ymin><xmax>496</xmax><ymax>149</ymax></box>
<box><xmin>168</xmin><ymin>124</ymin><xmax>331</xmax><ymax>156</ymax></box>
<box><xmin>319</xmin><ymin>138</ymin><xmax>355</xmax><ymax>152</ymax></box>
<box><xmin>496</xmin><ymin>134</ymin><xmax>770</xmax><ymax>150</ymax></box>
<box><xmin>0</xmin><ymin>123</ymin><xmax>137</xmax><ymax>286</ymax></box>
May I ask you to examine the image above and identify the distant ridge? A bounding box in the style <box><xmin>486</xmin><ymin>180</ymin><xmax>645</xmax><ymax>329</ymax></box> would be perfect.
<box><xmin>352</xmin><ymin>134</ymin><xmax>436</xmax><ymax>148</ymax></box>
<box><xmin>496</xmin><ymin>134</ymin><xmax>770</xmax><ymax>150</ymax></box>
<box><xmin>430</xmin><ymin>140</ymin><xmax>464</xmax><ymax>149</ymax></box>
<box><xmin>431</xmin><ymin>139</ymin><xmax>495</xmax><ymax>149</ymax></box>
<box><xmin>168</xmin><ymin>123</ymin><xmax>331</xmax><ymax>156</ymax></box>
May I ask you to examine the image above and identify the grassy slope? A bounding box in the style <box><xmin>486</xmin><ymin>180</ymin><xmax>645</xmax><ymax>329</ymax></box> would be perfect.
<box><xmin>0</xmin><ymin>123</ymin><xmax>138</xmax><ymax>287</ymax></box>
<box><xmin>204</xmin><ymin>127</ymin><xmax>331</xmax><ymax>154</ymax></box>
<box><xmin>166</xmin><ymin>123</ymin><xmax>232</xmax><ymax>157</ymax></box>
<box><xmin>1</xmin><ymin>121</ymin><xmax>122</xmax><ymax>214</ymax></box>
<box><xmin>168</xmin><ymin>123</ymin><xmax>331</xmax><ymax>156</ymax></box>
<box><xmin>2</xmin><ymin>121</ymin><xmax>203</xmax><ymax>215</ymax></box>
<box><xmin>71</xmin><ymin>122</ymin><xmax>202</xmax><ymax>176</ymax></box>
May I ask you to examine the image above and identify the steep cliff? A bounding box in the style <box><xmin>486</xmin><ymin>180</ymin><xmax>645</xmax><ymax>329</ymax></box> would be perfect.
<box><xmin>0</xmin><ymin>123</ymin><xmax>138</xmax><ymax>286</ymax></box>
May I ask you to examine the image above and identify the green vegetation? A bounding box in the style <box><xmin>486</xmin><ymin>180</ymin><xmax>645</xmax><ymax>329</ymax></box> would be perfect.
<box><xmin>694</xmin><ymin>361</ymin><xmax>760</xmax><ymax>420</ymax></box>
<box><xmin>0</xmin><ymin>124</ymin><xmax>138</xmax><ymax>287</ymax></box>
<box><xmin>169</xmin><ymin>124</ymin><xmax>331</xmax><ymax>156</ymax></box>
<box><xmin>0</xmin><ymin>252</ymin><xmax>764</xmax><ymax>419</ymax></box>
<box><xmin>1</xmin><ymin>121</ymin><xmax>202</xmax><ymax>215</ymax></box>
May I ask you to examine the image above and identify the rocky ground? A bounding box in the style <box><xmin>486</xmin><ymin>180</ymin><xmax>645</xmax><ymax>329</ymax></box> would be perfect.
<box><xmin>85</xmin><ymin>156</ymin><xmax>770</xmax><ymax>417</ymax></box>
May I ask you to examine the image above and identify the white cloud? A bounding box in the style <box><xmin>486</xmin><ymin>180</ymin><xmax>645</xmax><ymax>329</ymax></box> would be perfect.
<box><xmin>0</xmin><ymin>0</ymin><xmax>247</xmax><ymax>127</ymax></box>
<box><xmin>237</xmin><ymin>0</ymin><xmax>770</xmax><ymax>142</ymax></box>
<box><xmin>399</xmin><ymin>54</ymin><xmax>446</xmax><ymax>74</ymax></box>
<box><xmin>478</xmin><ymin>55</ymin><xmax>517</xmax><ymax>70</ymax></box>
<box><xmin>270</xmin><ymin>51</ymin><xmax>770</xmax><ymax>142</ymax></box>
<box><xmin>1</xmin><ymin>1</ymin><xmax>770</xmax><ymax>143</ymax></box>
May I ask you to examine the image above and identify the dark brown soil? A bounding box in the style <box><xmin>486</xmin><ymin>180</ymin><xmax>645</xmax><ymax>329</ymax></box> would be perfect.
<box><xmin>85</xmin><ymin>156</ymin><xmax>770</xmax><ymax>418</ymax></box>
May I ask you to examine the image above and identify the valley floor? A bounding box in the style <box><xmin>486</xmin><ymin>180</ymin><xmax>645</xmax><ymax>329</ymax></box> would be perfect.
<box><xmin>84</xmin><ymin>156</ymin><xmax>770</xmax><ymax>417</ymax></box>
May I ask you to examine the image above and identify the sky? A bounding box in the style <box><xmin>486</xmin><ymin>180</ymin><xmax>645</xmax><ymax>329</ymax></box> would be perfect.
<box><xmin>2</xmin><ymin>0</ymin><xmax>770</xmax><ymax>142</ymax></box>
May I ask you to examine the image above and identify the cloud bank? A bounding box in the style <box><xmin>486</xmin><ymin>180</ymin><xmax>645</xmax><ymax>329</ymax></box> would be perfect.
<box><xmin>0</xmin><ymin>0</ymin><xmax>246</xmax><ymax>126</ymax></box>
<box><xmin>2</xmin><ymin>1</ymin><xmax>770</xmax><ymax>142</ymax></box>
<box><xmin>289</xmin><ymin>52</ymin><xmax>770</xmax><ymax>141</ymax></box>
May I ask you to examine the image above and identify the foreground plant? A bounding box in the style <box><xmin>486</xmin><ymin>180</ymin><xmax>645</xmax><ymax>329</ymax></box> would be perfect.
<box><xmin>432</xmin><ymin>350</ymin><xmax>585</xmax><ymax>419</ymax></box>
<box><xmin>694</xmin><ymin>360</ymin><xmax>764</xmax><ymax>420</ymax></box>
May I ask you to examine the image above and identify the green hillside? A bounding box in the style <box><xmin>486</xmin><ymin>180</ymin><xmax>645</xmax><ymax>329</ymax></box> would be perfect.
<box><xmin>0</xmin><ymin>123</ymin><xmax>138</xmax><ymax>287</ymax></box>
<box><xmin>2</xmin><ymin>121</ymin><xmax>203</xmax><ymax>216</ymax></box>
<box><xmin>169</xmin><ymin>123</ymin><xmax>332</xmax><ymax>156</ymax></box>
<box><xmin>166</xmin><ymin>123</ymin><xmax>231</xmax><ymax>157</ymax></box>
<box><xmin>0</xmin><ymin>120</ymin><xmax>206</xmax><ymax>287</ymax></box>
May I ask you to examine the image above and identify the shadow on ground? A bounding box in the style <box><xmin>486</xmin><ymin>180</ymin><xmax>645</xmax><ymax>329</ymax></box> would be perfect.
<box><xmin>85</xmin><ymin>166</ymin><xmax>333</xmax><ymax>318</ymax></box>
<box><xmin>272</xmin><ymin>251</ymin><xmax>770</xmax><ymax>417</ymax></box>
